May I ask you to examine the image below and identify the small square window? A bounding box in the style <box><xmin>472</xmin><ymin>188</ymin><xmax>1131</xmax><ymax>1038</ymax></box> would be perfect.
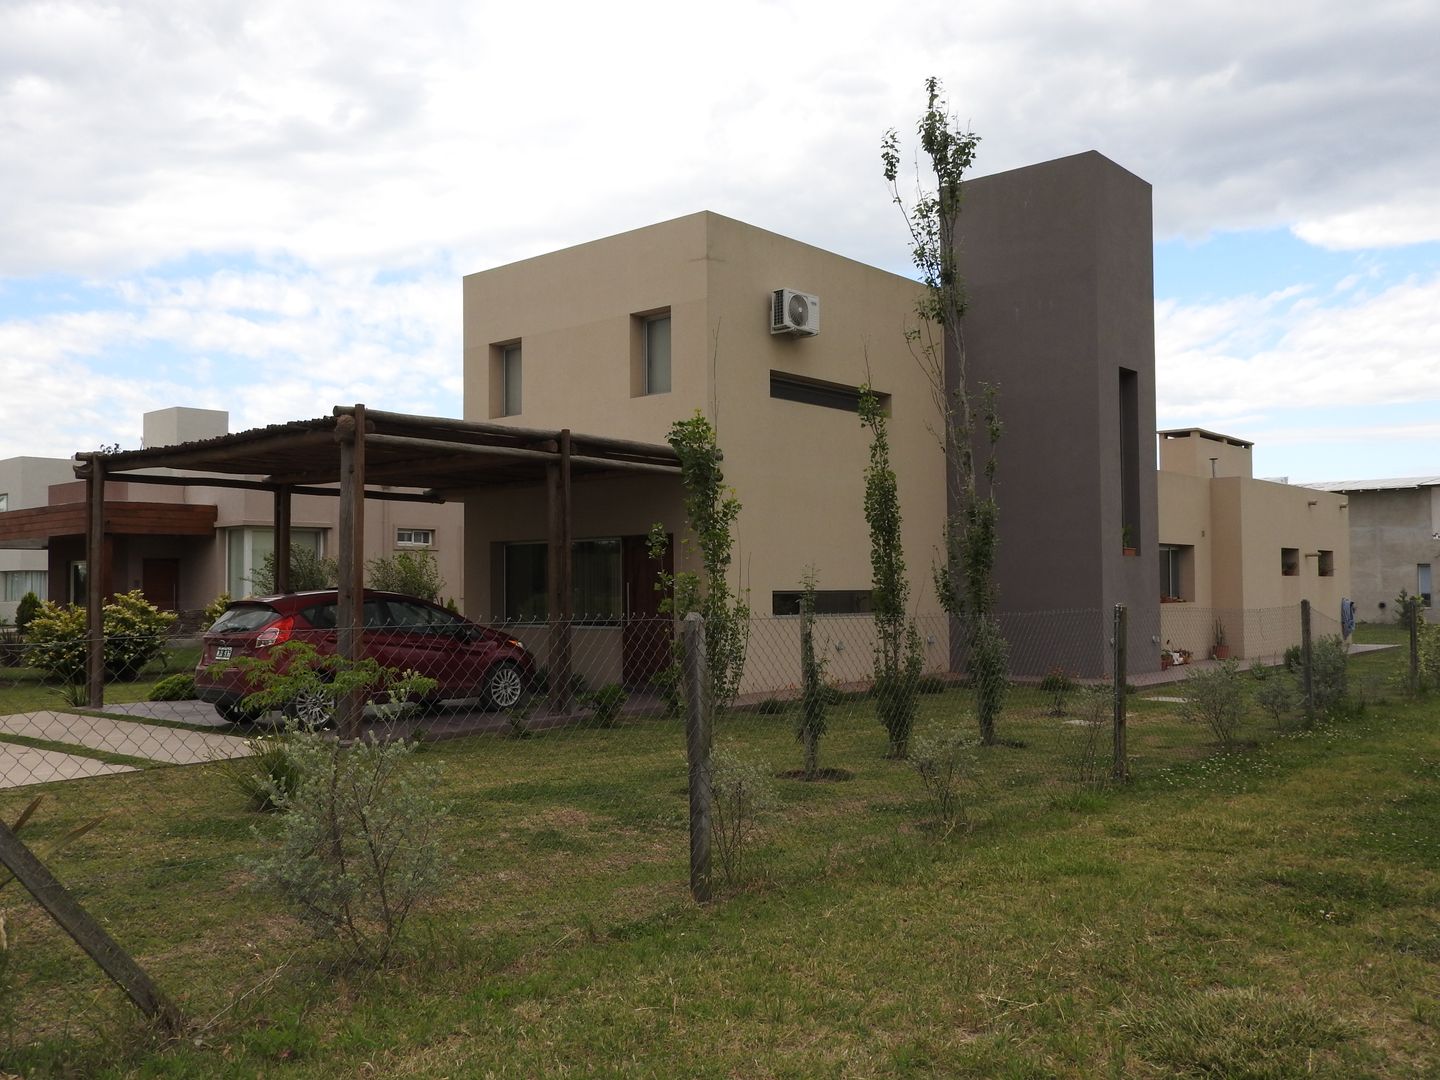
<box><xmin>1318</xmin><ymin>550</ymin><xmax>1334</xmax><ymax>577</ymax></box>
<box><xmin>1281</xmin><ymin>548</ymin><xmax>1300</xmax><ymax>576</ymax></box>
<box><xmin>396</xmin><ymin>528</ymin><xmax>434</xmax><ymax>548</ymax></box>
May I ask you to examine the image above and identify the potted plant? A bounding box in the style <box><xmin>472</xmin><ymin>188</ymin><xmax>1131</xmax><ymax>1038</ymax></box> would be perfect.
<box><xmin>1121</xmin><ymin>523</ymin><xmax>1136</xmax><ymax>557</ymax></box>
<box><xmin>1212</xmin><ymin>619</ymin><xmax>1230</xmax><ymax>660</ymax></box>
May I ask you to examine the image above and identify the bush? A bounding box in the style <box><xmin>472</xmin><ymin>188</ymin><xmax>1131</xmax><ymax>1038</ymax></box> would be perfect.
<box><xmin>247</xmin><ymin>546</ymin><xmax>338</xmax><ymax>595</ymax></box>
<box><xmin>14</xmin><ymin>592</ymin><xmax>41</xmax><ymax>638</ymax></box>
<box><xmin>1310</xmin><ymin>634</ymin><xmax>1350</xmax><ymax>718</ymax></box>
<box><xmin>24</xmin><ymin>590</ymin><xmax>177</xmax><ymax>684</ymax></box>
<box><xmin>1039</xmin><ymin>667</ymin><xmax>1077</xmax><ymax>716</ymax></box>
<box><xmin>1419</xmin><ymin>622</ymin><xmax>1440</xmax><ymax>691</ymax></box>
<box><xmin>1253</xmin><ymin>671</ymin><xmax>1300</xmax><ymax>727</ymax></box>
<box><xmin>1283</xmin><ymin>644</ymin><xmax>1303</xmax><ymax>674</ymax></box>
<box><xmin>908</xmin><ymin>727</ymin><xmax>977</xmax><ymax>836</ymax></box>
<box><xmin>580</xmin><ymin>683</ymin><xmax>627</xmax><ymax>727</ymax></box>
<box><xmin>247</xmin><ymin>728</ymin><xmax>450</xmax><ymax>966</ymax></box>
<box><xmin>709</xmin><ymin>749</ymin><xmax>776</xmax><ymax>886</ymax></box>
<box><xmin>1179</xmin><ymin>659</ymin><xmax>1246</xmax><ymax>751</ymax></box>
<box><xmin>366</xmin><ymin>550</ymin><xmax>444</xmax><ymax>602</ymax></box>
<box><xmin>1066</xmin><ymin>686</ymin><xmax>1110</xmax><ymax>789</ymax></box>
<box><xmin>202</xmin><ymin>593</ymin><xmax>231</xmax><ymax>630</ymax></box>
<box><xmin>148</xmin><ymin>673</ymin><xmax>196</xmax><ymax>701</ymax></box>
<box><xmin>228</xmin><ymin>730</ymin><xmax>305</xmax><ymax>812</ymax></box>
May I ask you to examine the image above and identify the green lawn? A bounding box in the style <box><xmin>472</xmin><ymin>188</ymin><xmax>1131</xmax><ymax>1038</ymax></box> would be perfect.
<box><xmin>1</xmin><ymin>634</ymin><xmax>1435</xmax><ymax>1077</ymax></box>
<box><xmin>0</xmin><ymin>645</ymin><xmax>200</xmax><ymax>715</ymax></box>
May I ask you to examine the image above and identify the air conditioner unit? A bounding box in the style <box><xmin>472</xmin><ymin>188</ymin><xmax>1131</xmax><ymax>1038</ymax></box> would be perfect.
<box><xmin>770</xmin><ymin>289</ymin><xmax>820</xmax><ymax>336</ymax></box>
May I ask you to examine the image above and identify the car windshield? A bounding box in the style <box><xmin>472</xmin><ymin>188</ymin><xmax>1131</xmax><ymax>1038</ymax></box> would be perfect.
<box><xmin>210</xmin><ymin>604</ymin><xmax>281</xmax><ymax>634</ymax></box>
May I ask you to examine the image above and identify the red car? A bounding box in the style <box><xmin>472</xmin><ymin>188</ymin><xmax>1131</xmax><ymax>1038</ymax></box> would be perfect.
<box><xmin>195</xmin><ymin>590</ymin><xmax>536</xmax><ymax>723</ymax></box>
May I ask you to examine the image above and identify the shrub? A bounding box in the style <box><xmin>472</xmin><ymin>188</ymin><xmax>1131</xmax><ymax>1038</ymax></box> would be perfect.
<box><xmin>228</xmin><ymin>730</ymin><xmax>305</xmax><ymax>812</ymax></box>
<box><xmin>1419</xmin><ymin>621</ymin><xmax>1440</xmax><ymax>691</ymax></box>
<box><xmin>908</xmin><ymin>728</ymin><xmax>977</xmax><ymax>836</ymax></box>
<box><xmin>366</xmin><ymin>549</ymin><xmax>444</xmax><ymax>602</ymax></box>
<box><xmin>25</xmin><ymin>590</ymin><xmax>176</xmax><ymax>684</ymax></box>
<box><xmin>1040</xmin><ymin>667</ymin><xmax>1077</xmax><ymax>716</ymax></box>
<box><xmin>709</xmin><ymin>749</ymin><xmax>776</xmax><ymax>886</ymax></box>
<box><xmin>14</xmin><ymin>592</ymin><xmax>41</xmax><ymax>638</ymax></box>
<box><xmin>149</xmin><ymin>673</ymin><xmax>196</xmax><ymax>701</ymax></box>
<box><xmin>247</xmin><ymin>546</ymin><xmax>338</xmax><ymax>595</ymax></box>
<box><xmin>1179</xmin><ymin>659</ymin><xmax>1246</xmax><ymax>751</ymax></box>
<box><xmin>202</xmin><ymin>593</ymin><xmax>231</xmax><ymax>630</ymax></box>
<box><xmin>247</xmin><ymin>728</ymin><xmax>450</xmax><ymax>966</ymax></box>
<box><xmin>1283</xmin><ymin>644</ymin><xmax>1303</xmax><ymax>674</ymax></box>
<box><xmin>580</xmin><ymin>683</ymin><xmax>627</xmax><ymax>727</ymax></box>
<box><xmin>1253</xmin><ymin>671</ymin><xmax>1299</xmax><ymax>727</ymax></box>
<box><xmin>1066</xmin><ymin>686</ymin><xmax>1110</xmax><ymax>789</ymax></box>
<box><xmin>1310</xmin><ymin>634</ymin><xmax>1350</xmax><ymax>718</ymax></box>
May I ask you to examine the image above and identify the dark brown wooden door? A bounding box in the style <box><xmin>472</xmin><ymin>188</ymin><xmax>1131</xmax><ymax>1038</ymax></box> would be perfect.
<box><xmin>621</xmin><ymin>534</ymin><xmax>672</xmax><ymax>687</ymax></box>
<box><xmin>142</xmin><ymin>558</ymin><xmax>180</xmax><ymax>611</ymax></box>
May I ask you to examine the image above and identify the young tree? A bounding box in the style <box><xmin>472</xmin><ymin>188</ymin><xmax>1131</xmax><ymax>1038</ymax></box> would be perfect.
<box><xmin>649</xmin><ymin>411</ymin><xmax>750</xmax><ymax>712</ymax></box>
<box><xmin>796</xmin><ymin>566</ymin><xmax>829</xmax><ymax>779</ymax></box>
<box><xmin>247</xmin><ymin>546</ymin><xmax>339</xmax><ymax>595</ymax></box>
<box><xmin>367</xmin><ymin>549</ymin><xmax>445</xmax><ymax>601</ymax></box>
<box><xmin>883</xmin><ymin>77</ymin><xmax>1007</xmax><ymax>744</ymax></box>
<box><xmin>860</xmin><ymin>388</ymin><xmax>924</xmax><ymax>758</ymax></box>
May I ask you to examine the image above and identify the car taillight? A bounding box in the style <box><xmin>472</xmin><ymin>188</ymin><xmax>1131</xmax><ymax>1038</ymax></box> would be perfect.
<box><xmin>256</xmin><ymin>616</ymin><xmax>295</xmax><ymax>648</ymax></box>
<box><xmin>506</xmin><ymin>639</ymin><xmax>523</xmax><ymax>648</ymax></box>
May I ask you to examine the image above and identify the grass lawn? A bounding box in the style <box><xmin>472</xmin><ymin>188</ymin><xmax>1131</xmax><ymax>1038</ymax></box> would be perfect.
<box><xmin>0</xmin><ymin>646</ymin><xmax>201</xmax><ymax>716</ymax></box>
<box><xmin>1</xmin><ymin>629</ymin><xmax>1436</xmax><ymax>1076</ymax></box>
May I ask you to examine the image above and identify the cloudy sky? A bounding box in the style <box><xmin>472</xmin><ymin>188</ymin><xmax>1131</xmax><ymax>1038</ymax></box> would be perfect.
<box><xmin>2</xmin><ymin>0</ymin><xmax>1437</xmax><ymax>483</ymax></box>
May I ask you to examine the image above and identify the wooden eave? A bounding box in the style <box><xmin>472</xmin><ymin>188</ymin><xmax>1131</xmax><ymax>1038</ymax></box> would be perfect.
<box><xmin>0</xmin><ymin>502</ymin><xmax>217</xmax><ymax>544</ymax></box>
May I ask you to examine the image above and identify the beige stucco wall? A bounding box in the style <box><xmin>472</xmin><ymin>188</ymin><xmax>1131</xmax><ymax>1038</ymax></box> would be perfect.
<box><xmin>1158</xmin><ymin>430</ymin><xmax>1254</xmax><ymax>479</ymax></box>
<box><xmin>461</xmin><ymin>212</ymin><xmax>948</xmax><ymax>691</ymax></box>
<box><xmin>1159</xmin><ymin>458</ymin><xmax>1350</xmax><ymax>659</ymax></box>
<box><xmin>1340</xmin><ymin>487</ymin><xmax>1439</xmax><ymax>618</ymax></box>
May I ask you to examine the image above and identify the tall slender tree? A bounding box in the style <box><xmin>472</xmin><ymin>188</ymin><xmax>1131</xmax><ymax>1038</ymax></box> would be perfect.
<box><xmin>883</xmin><ymin>77</ymin><xmax>1007</xmax><ymax>744</ymax></box>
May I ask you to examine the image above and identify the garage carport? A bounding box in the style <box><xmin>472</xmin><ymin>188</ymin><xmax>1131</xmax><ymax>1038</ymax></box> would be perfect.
<box><xmin>73</xmin><ymin>405</ymin><xmax>682</xmax><ymax>735</ymax></box>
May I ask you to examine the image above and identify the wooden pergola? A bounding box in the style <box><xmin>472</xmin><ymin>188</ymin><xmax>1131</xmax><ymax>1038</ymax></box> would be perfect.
<box><xmin>74</xmin><ymin>405</ymin><xmax>682</xmax><ymax>734</ymax></box>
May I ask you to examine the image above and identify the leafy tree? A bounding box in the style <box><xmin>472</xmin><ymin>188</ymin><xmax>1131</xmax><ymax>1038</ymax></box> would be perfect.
<box><xmin>860</xmin><ymin>388</ymin><xmax>923</xmax><ymax>758</ymax></box>
<box><xmin>883</xmin><ymin>76</ymin><xmax>1007</xmax><ymax>744</ymax></box>
<box><xmin>649</xmin><ymin>412</ymin><xmax>750</xmax><ymax>713</ymax></box>
<box><xmin>367</xmin><ymin>549</ymin><xmax>444</xmax><ymax>601</ymax></box>
<box><xmin>247</xmin><ymin>545</ymin><xmax>338</xmax><ymax>595</ymax></box>
<box><xmin>14</xmin><ymin>592</ymin><xmax>41</xmax><ymax>638</ymax></box>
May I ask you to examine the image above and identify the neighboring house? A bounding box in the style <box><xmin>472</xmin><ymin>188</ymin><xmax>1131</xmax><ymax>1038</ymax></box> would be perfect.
<box><xmin>459</xmin><ymin>150</ymin><xmax>1161</xmax><ymax>681</ymax></box>
<box><xmin>0</xmin><ymin>456</ymin><xmax>78</xmax><ymax>623</ymax></box>
<box><xmin>0</xmin><ymin>407</ymin><xmax>466</xmax><ymax>617</ymax></box>
<box><xmin>1305</xmin><ymin>476</ymin><xmax>1439</xmax><ymax>618</ymax></box>
<box><xmin>1157</xmin><ymin>428</ymin><xmax>1351</xmax><ymax>659</ymax></box>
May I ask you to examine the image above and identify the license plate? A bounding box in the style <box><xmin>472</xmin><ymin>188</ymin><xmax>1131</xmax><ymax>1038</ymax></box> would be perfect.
<box><xmin>214</xmin><ymin>646</ymin><xmax>233</xmax><ymax>661</ymax></box>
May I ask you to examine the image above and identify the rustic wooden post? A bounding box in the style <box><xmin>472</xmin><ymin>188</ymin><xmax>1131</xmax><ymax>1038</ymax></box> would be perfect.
<box><xmin>1300</xmin><ymin>599</ymin><xmax>1314</xmax><ymax>725</ymax></box>
<box><xmin>683</xmin><ymin>612</ymin><xmax>712</xmax><ymax>903</ymax></box>
<box><xmin>1112</xmin><ymin>603</ymin><xmax>1128</xmax><ymax>782</ymax></box>
<box><xmin>273</xmin><ymin>485</ymin><xmax>292</xmax><ymax>594</ymax></box>
<box><xmin>546</xmin><ymin>430</ymin><xmax>574</xmax><ymax>713</ymax></box>
<box><xmin>0</xmin><ymin>820</ymin><xmax>184</xmax><ymax>1037</ymax></box>
<box><xmin>85</xmin><ymin>456</ymin><xmax>106</xmax><ymax>709</ymax></box>
<box><xmin>335</xmin><ymin>406</ymin><xmax>366</xmax><ymax>740</ymax></box>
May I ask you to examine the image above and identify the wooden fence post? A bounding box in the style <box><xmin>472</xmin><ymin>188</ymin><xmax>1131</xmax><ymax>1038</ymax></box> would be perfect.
<box><xmin>682</xmin><ymin>612</ymin><xmax>712</xmax><ymax>903</ymax></box>
<box><xmin>1112</xmin><ymin>603</ymin><xmax>1128</xmax><ymax>783</ymax></box>
<box><xmin>1408</xmin><ymin>596</ymin><xmax>1421</xmax><ymax>694</ymax></box>
<box><xmin>0</xmin><ymin>821</ymin><xmax>184</xmax><ymax>1037</ymax></box>
<box><xmin>1301</xmin><ymin>599</ymin><xmax>1314</xmax><ymax>724</ymax></box>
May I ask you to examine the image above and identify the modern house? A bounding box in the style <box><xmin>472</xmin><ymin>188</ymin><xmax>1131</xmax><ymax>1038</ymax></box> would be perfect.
<box><xmin>1157</xmin><ymin>428</ymin><xmax>1351</xmax><ymax>659</ymax></box>
<box><xmin>0</xmin><ymin>407</ymin><xmax>466</xmax><ymax>618</ymax></box>
<box><xmin>458</xmin><ymin>150</ymin><xmax>1162</xmax><ymax>682</ymax></box>
<box><xmin>1304</xmin><ymin>476</ymin><xmax>1438</xmax><ymax>617</ymax></box>
<box><xmin>0</xmin><ymin>456</ymin><xmax>77</xmax><ymax>623</ymax></box>
<box><xmin>460</xmin><ymin>210</ymin><xmax>950</xmax><ymax>691</ymax></box>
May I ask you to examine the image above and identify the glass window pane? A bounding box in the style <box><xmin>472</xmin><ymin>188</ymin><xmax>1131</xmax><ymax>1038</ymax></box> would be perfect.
<box><xmin>645</xmin><ymin>316</ymin><xmax>671</xmax><ymax>394</ymax></box>
<box><xmin>504</xmin><ymin>542</ymin><xmax>547</xmax><ymax>622</ymax></box>
<box><xmin>573</xmin><ymin>539</ymin><xmax>621</xmax><ymax>620</ymax></box>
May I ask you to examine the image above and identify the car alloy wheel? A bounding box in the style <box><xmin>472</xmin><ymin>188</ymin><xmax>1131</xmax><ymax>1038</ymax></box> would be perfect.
<box><xmin>485</xmin><ymin>662</ymin><xmax>525</xmax><ymax>710</ymax></box>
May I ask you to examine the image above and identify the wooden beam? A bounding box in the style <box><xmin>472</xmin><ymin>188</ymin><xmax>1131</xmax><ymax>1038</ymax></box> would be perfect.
<box><xmin>69</xmin><ymin>471</ymin><xmax>442</xmax><ymax>503</ymax></box>
<box><xmin>91</xmin><ymin>429</ymin><xmax>341</xmax><ymax>474</ymax></box>
<box><xmin>0</xmin><ymin>821</ymin><xmax>184</xmax><ymax>1036</ymax></box>
<box><xmin>85</xmin><ymin>459</ymin><xmax>105</xmax><ymax>709</ymax></box>
<box><xmin>335</xmin><ymin>411</ymin><xmax>363</xmax><ymax>740</ymax></box>
<box><xmin>274</xmin><ymin>486</ymin><xmax>292</xmax><ymax>593</ymax></box>
<box><xmin>361</xmin><ymin>433</ymin><xmax>679</xmax><ymax>473</ymax></box>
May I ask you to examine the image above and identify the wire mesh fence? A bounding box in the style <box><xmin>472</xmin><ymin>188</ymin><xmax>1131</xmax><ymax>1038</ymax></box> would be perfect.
<box><xmin>0</xmin><ymin>596</ymin><xmax>1419</xmax><ymax>1051</ymax></box>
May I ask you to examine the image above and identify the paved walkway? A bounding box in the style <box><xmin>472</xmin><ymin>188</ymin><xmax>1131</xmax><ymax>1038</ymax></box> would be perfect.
<box><xmin>0</xmin><ymin>709</ymin><xmax>254</xmax><ymax>790</ymax></box>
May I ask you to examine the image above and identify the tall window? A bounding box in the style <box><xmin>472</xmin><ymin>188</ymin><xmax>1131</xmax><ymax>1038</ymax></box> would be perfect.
<box><xmin>0</xmin><ymin>493</ymin><xmax>8</xmax><ymax>512</ymax></box>
<box><xmin>644</xmin><ymin>315</ymin><xmax>671</xmax><ymax>394</ymax></box>
<box><xmin>1420</xmin><ymin>564</ymin><xmax>1433</xmax><ymax>606</ymax></box>
<box><xmin>503</xmin><ymin>539</ymin><xmax>622</xmax><ymax>622</ymax></box>
<box><xmin>226</xmin><ymin>527</ymin><xmax>325</xmax><ymax>597</ymax></box>
<box><xmin>502</xmin><ymin>344</ymin><xmax>522</xmax><ymax>416</ymax></box>
<box><xmin>1159</xmin><ymin>544</ymin><xmax>1191</xmax><ymax>600</ymax></box>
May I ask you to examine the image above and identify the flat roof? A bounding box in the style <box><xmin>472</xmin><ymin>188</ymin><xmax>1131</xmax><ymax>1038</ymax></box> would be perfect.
<box><xmin>1156</xmin><ymin>427</ymin><xmax>1254</xmax><ymax>449</ymax></box>
<box><xmin>1305</xmin><ymin>476</ymin><xmax>1440</xmax><ymax>493</ymax></box>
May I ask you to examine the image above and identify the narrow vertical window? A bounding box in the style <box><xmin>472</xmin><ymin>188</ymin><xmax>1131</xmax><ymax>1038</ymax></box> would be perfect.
<box><xmin>645</xmin><ymin>315</ymin><xmax>671</xmax><ymax>394</ymax></box>
<box><xmin>1118</xmin><ymin>367</ymin><xmax>1140</xmax><ymax>550</ymax></box>
<box><xmin>502</xmin><ymin>344</ymin><xmax>522</xmax><ymax>417</ymax></box>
